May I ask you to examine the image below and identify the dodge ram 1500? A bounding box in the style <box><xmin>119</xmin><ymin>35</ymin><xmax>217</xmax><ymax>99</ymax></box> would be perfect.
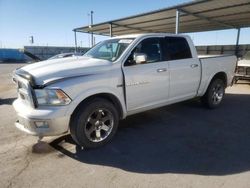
<box><xmin>13</xmin><ymin>33</ymin><xmax>237</xmax><ymax>148</ymax></box>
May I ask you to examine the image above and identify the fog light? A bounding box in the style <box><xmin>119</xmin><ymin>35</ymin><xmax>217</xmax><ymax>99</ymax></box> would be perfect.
<box><xmin>34</xmin><ymin>121</ymin><xmax>49</xmax><ymax>128</ymax></box>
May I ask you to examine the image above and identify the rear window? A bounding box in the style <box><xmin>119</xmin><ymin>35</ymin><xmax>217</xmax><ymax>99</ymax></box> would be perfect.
<box><xmin>163</xmin><ymin>37</ymin><xmax>192</xmax><ymax>60</ymax></box>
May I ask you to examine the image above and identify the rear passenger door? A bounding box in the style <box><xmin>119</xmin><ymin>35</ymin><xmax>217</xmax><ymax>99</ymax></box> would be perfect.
<box><xmin>162</xmin><ymin>37</ymin><xmax>201</xmax><ymax>101</ymax></box>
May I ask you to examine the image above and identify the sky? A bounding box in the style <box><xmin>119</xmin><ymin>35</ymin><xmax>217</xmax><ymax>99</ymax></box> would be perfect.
<box><xmin>0</xmin><ymin>0</ymin><xmax>249</xmax><ymax>48</ymax></box>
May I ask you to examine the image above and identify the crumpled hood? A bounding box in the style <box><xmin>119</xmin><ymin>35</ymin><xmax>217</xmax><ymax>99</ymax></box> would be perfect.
<box><xmin>19</xmin><ymin>56</ymin><xmax>112</xmax><ymax>85</ymax></box>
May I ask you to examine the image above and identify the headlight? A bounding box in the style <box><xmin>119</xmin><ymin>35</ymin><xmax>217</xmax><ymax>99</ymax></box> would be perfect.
<box><xmin>35</xmin><ymin>89</ymin><xmax>71</xmax><ymax>106</ymax></box>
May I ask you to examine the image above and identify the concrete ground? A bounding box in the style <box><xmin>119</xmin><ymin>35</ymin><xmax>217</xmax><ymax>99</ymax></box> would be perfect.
<box><xmin>0</xmin><ymin>63</ymin><xmax>250</xmax><ymax>188</ymax></box>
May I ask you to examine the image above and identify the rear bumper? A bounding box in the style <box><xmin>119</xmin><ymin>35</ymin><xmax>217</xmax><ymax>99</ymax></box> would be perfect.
<box><xmin>13</xmin><ymin>99</ymin><xmax>70</xmax><ymax>136</ymax></box>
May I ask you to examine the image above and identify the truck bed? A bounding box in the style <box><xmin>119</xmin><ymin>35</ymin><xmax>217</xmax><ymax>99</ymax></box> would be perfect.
<box><xmin>197</xmin><ymin>54</ymin><xmax>237</xmax><ymax>96</ymax></box>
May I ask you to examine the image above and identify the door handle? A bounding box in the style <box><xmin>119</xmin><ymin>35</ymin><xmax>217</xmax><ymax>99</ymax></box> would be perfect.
<box><xmin>157</xmin><ymin>68</ymin><xmax>167</xmax><ymax>73</ymax></box>
<box><xmin>190</xmin><ymin>64</ymin><xmax>199</xmax><ymax>68</ymax></box>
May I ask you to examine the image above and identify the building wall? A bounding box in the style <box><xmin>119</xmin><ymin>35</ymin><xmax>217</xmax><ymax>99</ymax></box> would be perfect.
<box><xmin>0</xmin><ymin>48</ymin><xmax>26</xmax><ymax>62</ymax></box>
<box><xmin>1</xmin><ymin>44</ymin><xmax>249</xmax><ymax>63</ymax></box>
<box><xmin>196</xmin><ymin>44</ymin><xmax>250</xmax><ymax>57</ymax></box>
<box><xmin>24</xmin><ymin>46</ymin><xmax>89</xmax><ymax>60</ymax></box>
<box><xmin>25</xmin><ymin>45</ymin><xmax>250</xmax><ymax>60</ymax></box>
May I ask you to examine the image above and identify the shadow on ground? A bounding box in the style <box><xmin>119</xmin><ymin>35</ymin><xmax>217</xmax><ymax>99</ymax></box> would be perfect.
<box><xmin>0</xmin><ymin>98</ymin><xmax>16</xmax><ymax>105</ymax></box>
<box><xmin>50</xmin><ymin>93</ymin><xmax>250</xmax><ymax>175</ymax></box>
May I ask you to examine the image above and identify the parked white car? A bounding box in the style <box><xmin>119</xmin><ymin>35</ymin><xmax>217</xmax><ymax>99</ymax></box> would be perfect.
<box><xmin>235</xmin><ymin>51</ymin><xmax>250</xmax><ymax>82</ymax></box>
<box><xmin>48</xmin><ymin>52</ymin><xmax>84</xmax><ymax>60</ymax></box>
<box><xmin>13</xmin><ymin>33</ymin><xmax>237</xmax><ymax>148</ymax></box>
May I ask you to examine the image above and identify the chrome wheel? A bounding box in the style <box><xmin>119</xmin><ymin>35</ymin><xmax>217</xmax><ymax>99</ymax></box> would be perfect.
<box><xmin>211</xmin><ymin>83</ymin><xmax>224</xmax><ymax>105</ymax></box>
<box><xmin>201</xmin><ymin>78</ymin><xmax>225</xmax><ymax>109</ymax></box>
<box><xmin>84</xmin><ymin>108</ymin><xmax>114</xmax><ymax>142</ymax></box>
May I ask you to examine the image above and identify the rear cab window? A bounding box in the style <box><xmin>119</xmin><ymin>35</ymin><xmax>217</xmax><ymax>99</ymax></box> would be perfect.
<box><xmin>162</xmin><ymin>37</ymin><xmax>192</xmax><ymax>61</ymax></box>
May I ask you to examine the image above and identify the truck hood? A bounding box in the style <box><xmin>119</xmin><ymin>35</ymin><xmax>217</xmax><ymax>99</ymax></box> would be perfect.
<box><xmin>18</xmin><ymin>56</ymin><xmax>112</xmax><ymax>86</ymax></box>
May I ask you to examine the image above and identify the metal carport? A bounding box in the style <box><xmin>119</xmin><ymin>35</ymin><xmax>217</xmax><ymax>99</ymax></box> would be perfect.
<box><xmin>73</xmin><ymin>0</ymin><xmax>250</xmax><ymax>55</ymax></box>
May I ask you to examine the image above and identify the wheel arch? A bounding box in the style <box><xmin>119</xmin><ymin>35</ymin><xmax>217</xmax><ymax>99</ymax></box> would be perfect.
<box><xmin>202</xmin><ymin>71</ymin><xmax>227</xmax><ymax>96</ymax></box>
<box><xmin>201</xmin><ymin>72</ymin><xmax>227</xmax><ymax>108</ymax></box>
<box><xmin>70</xmin><ymin>93</ymin><xmax>125</xmax><ymax>120</ymax></box>
<box><xmin>211</xmin><ymin>72</ymin><xmax>227</xmax><ymax>86</ymax></box>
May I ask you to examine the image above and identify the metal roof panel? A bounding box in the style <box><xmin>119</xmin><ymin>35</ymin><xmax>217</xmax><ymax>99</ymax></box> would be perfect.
<box><xmin>74</xmin><ymin>0</ymin><xmax>250</xmax><ymax>35</ymax></box>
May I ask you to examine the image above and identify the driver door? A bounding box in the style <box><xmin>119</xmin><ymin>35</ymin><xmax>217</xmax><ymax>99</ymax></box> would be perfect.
<box><xmin>122</xmin><ymin>37</ymin><xmax>170</xmax><ymax>113</ymax></box>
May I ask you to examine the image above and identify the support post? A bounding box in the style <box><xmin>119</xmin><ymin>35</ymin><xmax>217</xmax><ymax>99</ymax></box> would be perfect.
<box><xmin>90</xmin><ymin>11</ymin><xmax>94</xmax><ymax>47</ymax></box>
<box><xmin>175</xmin><ymin>9</ymin><xmax>180</xmax><ymax>34</ymax></box>
<box><xmin>235</xmin><ymin>28</ymin><xmax>241</xmax><ymax>57</ymax></box>
<box><xmin>109</xmin><ymin>23</ymin><xmax>113</xmax><ymax>37</ymax></box>
<box><xmin>74</xmin><ymin>30</ymin><xmax>77</xmax><ymax>52</ymax></box>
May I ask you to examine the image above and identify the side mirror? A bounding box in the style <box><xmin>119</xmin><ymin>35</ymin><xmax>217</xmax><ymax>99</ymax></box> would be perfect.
<box><xmin>133</xmin><ymin>53</ymin><xmax>147</xmax><ymax>64</ymax></box>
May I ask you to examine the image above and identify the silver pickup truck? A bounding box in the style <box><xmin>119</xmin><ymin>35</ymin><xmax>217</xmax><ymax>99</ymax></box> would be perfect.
<box><xmin>13</xmin><ymin>33</ymin><xmax>237</xmax><ymax>148</ymax></box>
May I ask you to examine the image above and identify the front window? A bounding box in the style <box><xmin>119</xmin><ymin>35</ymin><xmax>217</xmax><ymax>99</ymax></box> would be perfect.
<box><xmin>84</xmin><ymin>38</ymin><xmax>134</xmax><ymax>62</ymax></box>
<box><xmin>124</xmin><ymin>38</ymin><xmax>162</xmax><ymax>66</ymax></box>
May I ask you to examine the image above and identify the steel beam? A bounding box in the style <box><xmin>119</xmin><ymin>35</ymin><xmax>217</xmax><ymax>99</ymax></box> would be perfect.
<box><xmin>109</xmin><ymin>23</ymin><xmax>113</xmax><ymax>37</ymax></box>
<box><xmin>175</xmin><ymin>9</ymin><xmax>180</xmax><ymax>34</ymax></box>
<box><xmin>90</xmin><ymin>11</ymin><xmax>94</xmax><ymax>47</ymax></box>
<box><xmin>235</xmin><ymin>28</ymin><xmax>241</xmax><ymax>57</ymax></box>
<box><xmin>75</xmin><ymin>30</ymin><xmax>111</xmax><ymax>37</ymax></box>
<box><xmin>74</xmin><ymin>30</ymin><xmax>77</xmax><ymax>52</ymax></box>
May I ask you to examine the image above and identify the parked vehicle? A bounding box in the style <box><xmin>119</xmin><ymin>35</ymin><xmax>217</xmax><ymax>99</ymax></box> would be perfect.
<box><xmin>13</xmin><ymin>33</ymin><xmax>237</xmax><ymax>148</ymax></box>
<box><xmin>235</xmin><ymin>51</ymin><xmax>250</xmax><ymax>82</ymax></box>
<box><xmin>48</xmin><ymin>52</ymin><xmax>83</xmax><ymax>60</ymax></box>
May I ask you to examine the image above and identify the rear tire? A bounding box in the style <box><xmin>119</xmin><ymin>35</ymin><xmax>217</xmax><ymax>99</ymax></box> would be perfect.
<box><xmin>201</xmin><ymin>78</ymin><xmax>225</xmax><ymax>109</ymax></box>
<box><xmin>70</xmin><ymin>98</ymin><xmax>119</xmax><ymax>149</ymax></box>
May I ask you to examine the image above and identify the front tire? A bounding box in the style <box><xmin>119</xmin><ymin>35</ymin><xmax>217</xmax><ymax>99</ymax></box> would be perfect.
<box><xmin>70</xmin><ymin>98</ymin><xmax>119</xmax><ymax>149</ymax></box>
<box><xmin>201</xmin><ymin>78</ymin><xmax>225</xmax><ymax>109</ymax></box>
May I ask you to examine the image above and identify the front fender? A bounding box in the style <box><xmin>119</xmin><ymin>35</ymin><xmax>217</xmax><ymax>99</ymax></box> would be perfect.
<box><xmin>64</xmin><ymin>86</ymin><xmax>127</xmax><ymax>119</ymax></box>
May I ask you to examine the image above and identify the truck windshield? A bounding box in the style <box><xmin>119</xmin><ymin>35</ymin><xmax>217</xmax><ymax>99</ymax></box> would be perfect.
<box><xmin>84</xmin><ymin>38</ymin><xmax>134</xmax><ymax>62</ymax></box>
